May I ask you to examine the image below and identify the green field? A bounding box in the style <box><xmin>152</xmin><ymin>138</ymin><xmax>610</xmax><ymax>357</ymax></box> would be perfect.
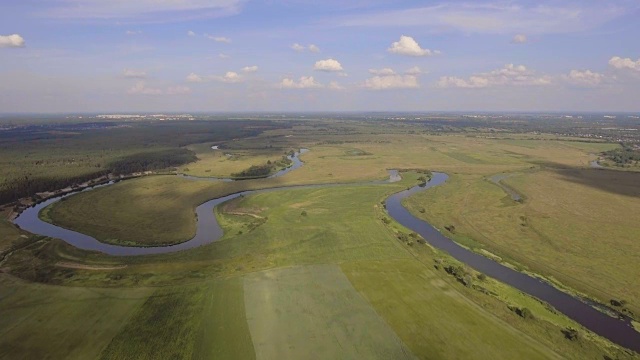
<box><xmin>1</xmin><ymin>120</ymin><xmax>639</xmax><ymax>359</ymax></box>
<box><xmin>403</xmin><ymin>168</ymin><xmax>640</xmax><ymax>316</ymax></box>
<box><xmin>243</xmin><ymin>264</ymin><xmax>415</xmax><ymax>359</ymax></box>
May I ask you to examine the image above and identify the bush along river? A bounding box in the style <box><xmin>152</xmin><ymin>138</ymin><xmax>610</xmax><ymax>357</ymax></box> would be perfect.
<box><xmin>12</xmin><ymin>160</ymin><xmax>640</xmax><ymax>353</ymax></box>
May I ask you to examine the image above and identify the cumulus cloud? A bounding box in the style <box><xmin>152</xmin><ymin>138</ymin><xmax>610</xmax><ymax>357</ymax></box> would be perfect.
<box><xmin>369</xmin><ymin>68</ymin><xmax>396</xmax><ymax>76</ymax></box>
<box><xmin>291</xmin><ymin>43</ymin><xmax>305</xmax><ymax>52</ymax></box>
<box><xmin>327</xmin><ymin>81</ymin><xmax>345</xmax><ymax>90</ymax></box>
<box><xmin>0</xmin><ymin>34</ymin><xmax>25</xmax><ymax>48</ymax></box>
<box><xmin>363</xmin><ymin>70</ymin><xmax>419</xmax><ymax>90</ymax></box>
<box><xmin>564</xmin><ymin>69</ymin><xmax>605</xmax><ymax>86</ymax></box>
<box><xmin>206</xmin><ymin>35</ymin><xmax>232</xmax><ymax>43</ymax></box>
<box><xmin>122</xmin><ymin>69</ymin><xmax>147</xmax><ymax>79</ymax></box>
<box><xmin>187</xmin><ymin>30</ymin><xmax>196</xmax><ymax>37</ymax></box>
<box><xmin>609</xmin><ymin>56</ymin><xmax>640</xmax><ymax>72</ymax></box>
<box><xmin>405</xmin><ymin>66</ymin><xmax>425</xmax><ymax>75</ymax></box>
<box><xmin>388</xmin><ymin>35</ymin><xmax>438</xmax><ymax>57</ymax></box>
<box><xmin>292</xmin><ymin>43</ymin><xmax>321</xmax><ymax>53</ymax></box>
<box><xmin>127</xmin><ymin>82</ymin><xmax>189</xmax><ymax>95</ymax></box>
<box><xmin>242</xmin><ymin>66</ymin><xmax>258</xmax><ymax>73</ymax></box>
<box><xmin>511</xmin><ymin>34</ymin><xmax>527</xmax><ymax>44</ymax></box>
<box><xmin>217</xmin><ymin>71</ymin><xmax>241</xmax><ymax>83</ymax></box>
<box><xmin>188</xmin><ymin>68</ymin><xmax>250</xmax><ymax>83</ymax></box>
<box><xmin>437</xmin><ymin>64</ymin><xmax>552</xmax><ymax>88</ymax></box>
<box><xmin>314</xmin><ymin>58</ymin><xmax>344</xmax><ymax>72</ymax></box>
<box><xmin>279</xmin><ymin>76</ymin><xmax>322</xmax><ymax>89</ymax></box>
<box><xmin>364</xmin><ymin>75</ymin><xmax>419</xmax><ymax>90</ymax></box>
<box><xmin>186</xmin><ymin>73</ymin><xmax>204</xmax><ymax>83</ymax></box>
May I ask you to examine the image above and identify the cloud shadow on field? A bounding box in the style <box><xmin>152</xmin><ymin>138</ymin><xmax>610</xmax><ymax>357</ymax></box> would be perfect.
<box><xmin>532</xmin><ymin>161</ymin><xmax>640</xmax><ymax>198</ymax></box>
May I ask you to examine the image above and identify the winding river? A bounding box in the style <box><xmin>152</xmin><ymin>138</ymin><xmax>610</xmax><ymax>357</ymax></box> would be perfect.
<box><xmin>387</xmin><ymin>173</ymin><xmax>640</xmax><ymax>353</ymax></box>
<box><xmin>11</xmin><ymin>152</ymin><xmax>640</xmax><ymax>352</ymax></box>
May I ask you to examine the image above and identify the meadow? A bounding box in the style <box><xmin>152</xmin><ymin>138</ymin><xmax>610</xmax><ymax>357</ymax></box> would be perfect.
<box><xmin>0</xmin><ymin>118</ymin><xmax>638</xmax><ymax>359</ymax></box>
<box><xmin>4</xmin><ymin>180</ymin><xmax>633</xmax><ymax>359</ymax></box>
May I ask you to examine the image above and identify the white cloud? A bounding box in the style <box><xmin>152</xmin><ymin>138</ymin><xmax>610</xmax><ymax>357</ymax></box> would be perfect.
<box><xmin>364</xmin><ymin>75</ymin><xmax>419</xmax><ymax>90</ymax></box>
<box><xmin>122</xmin><ymin>69</ymin><xmax>147</xmax><ymax>79</ymax></box>
<box><xmin>314</xmin><ymin>58</ymin><xmax>344</xmax><ymax>72</ymax></box>
<box><xmin>292</xmin><ymin>43</ymin><xmax>321</xmax><ymax>53</ymax></box>
<box><xmin>563</xmin><ymin>70</ymin><xmax>605</xmax><ymax>86</ymax></box>
<box><xmin>186</xmin><ymin>72</ymin><xmax>241</xmax><ymax>83</ymax></box>
<box><xmin>405</xmin><ymin>66</ymin><xmax>425</xmax><ymax>75</ymax></box>
<box><xmin>437</xmin><ymin>64</ymin><xmax>553</xmax><ymax>88</ymax></box>
<box><xmin>218</xmin><ymin>71</ymin><xmax>241</xmax><ymax>83</ymax></box>
<box><xmin>242</xmin><ymin>66</ymin><xmax>258</xmax><ymax>73</ymax></box>
<box><xmin>128</xmin><ymin>82</ymin><xmax>191</xmax><ymax>95</ymax></box>
<box><xmin>511</xmin><ymin>34</ymin><xmax>527</xmax><ymax>44</ymax></box>
<box><xmin>328</xmin><ymin>81</ymin><xmax>345</xmax><ymax>90</ymax></box>
<box><xmin>0</xmin><ymin>34</ymin><xmax>25</xmax><ymax>48</ymax></box>
<box><xmin>42</xmin><ymin>0</ymin><xmax>242</xmax><ymax>21</ymax></box>
<box><xmin>437</xmin><ymin>76</ymin><xmax>489</xmax><ymax>89</ymax></box>
<box><xmin>336</xmin><ymin>3</ymin><xmax>629</xmax><ymax>35</ymax></box>
<box><xmin>206</xmin><ymin>35</ymin><xmax>231</xmax><ymax>43</ymax></box>
<box><xmin>609</xmin><ymin>56</ymin><xmax>640</xmax><ymax>72</ymax></box>
<box><xmin>186</xmin><ymin>73</ymin><xmax>204</xmax><ymax>83</ymax></box>
<box><xmin>126</xmin><ymin>30</ymin><xmax>142</xmax><ymax>35</ymax></box>
<box><xmin>187</xmin><ymin>30</ymin><xmax>196</xmax><ymax>37</ymax></box>
<box><xmin>388</xmin><ymin>36</ymin><xmax>437</xmax><ymax>57</ymax></box>
<box><xmin>218</xmin><ymin>53</ymin><xmax>230</xmax><ymax>59</ymax></box>
<box><xmin>279</xmin><ymin>76</ymin><xmax>322</xmax><ymax>89</ymax></box>
<box><xmin>369</xmin><ymin>68</ymin><xmax>396</xmax><ymax>76</ymax></box>
<box><xmin>166</xmin><ymin>86</ymin><xmax>192</xmax><ymax>95</ymax></box>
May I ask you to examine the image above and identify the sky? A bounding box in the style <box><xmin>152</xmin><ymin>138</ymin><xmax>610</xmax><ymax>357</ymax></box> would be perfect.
<box><xmin>0</xmin><ymin>0</ymin><xmax>639</xmax><ymax>113</ymax></box>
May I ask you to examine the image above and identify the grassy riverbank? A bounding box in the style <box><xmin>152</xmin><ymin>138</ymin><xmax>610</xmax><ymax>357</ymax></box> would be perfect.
<box><xmin>403</xmin><ymin>168</ymin><xmax>640</xmax><ymax>318</ymax></box>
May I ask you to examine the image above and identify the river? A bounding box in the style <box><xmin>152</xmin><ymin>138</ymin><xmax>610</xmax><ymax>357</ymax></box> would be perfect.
<box><xmin>11</xmin><ymin>158</ymin><xmax>640</xmax><ymax>352</ymax></box>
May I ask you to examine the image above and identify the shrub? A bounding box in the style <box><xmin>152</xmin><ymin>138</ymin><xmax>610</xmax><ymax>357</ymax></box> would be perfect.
<box><xmin>562</xmin><ymin>327</ymin><xmax>579</xmax><ymax>341</ymax></box>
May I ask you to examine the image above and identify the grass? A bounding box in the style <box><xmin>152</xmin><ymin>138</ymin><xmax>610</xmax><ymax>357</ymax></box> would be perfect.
<box><xmin>0</xmin><ymin>275</ymin><xmax>152</xmax><ymax>360</ymax></box>
<box><xmin>194</xmin><ymin>277</ymin><xmax>255</xmax><ymax>360</ymax></box>
<box><xmin>341</xmin><ymin>259</ymin><xmax>558</xmax><ymax>360</ymax></box>
<box><xmin>5</xmin><ymin>175</ymin><xmax>635</xmax><ymax>359</ymax></box>
<box><xmin>0</xmin><ymin>220</ymin><xmax>26</xmax><ymax>254</ymax></box>
<box><xmin>403</xmin><ymin>169</ymin><xmax>640</xmax><ymax>316</ymax></box>
<box><xmin>44</xmin><ymin>176</ymin><xmax>227</xmax><ymax>246</ymax></box>
<box><xmin>178</xmin><ymin>143</ymin><xmax>290</xmax><ymax>178</ymax></box>
<box><xmin>99</xmin><ymin>286</ymin><xmax>205</xmax><ymax>359</ymax></box>
<box><xmin>243</xmin><ymin>264</ymin><xmax>414</xmax><ymax>359</ymax></box>
<box><xmin>1</xmin><ymin>124</ymin><xmax>638</xmax><ymax>359</ymax></box>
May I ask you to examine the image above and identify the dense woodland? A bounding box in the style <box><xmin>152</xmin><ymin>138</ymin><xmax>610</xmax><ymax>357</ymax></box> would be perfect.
<box><xmin>0</xmin><ymin>119</ymin><xmax>290</xmax><ymax>205</ymax></box>
<box><xmin>231</xmin><ymin>156</ymin><xmax>293</xmax><ymax>179</ymax></box>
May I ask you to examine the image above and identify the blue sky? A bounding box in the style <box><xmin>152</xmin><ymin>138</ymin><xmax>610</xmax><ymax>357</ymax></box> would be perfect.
<box><xmin>1</xmin><ymin>0</ymin><xmax>639</xmax><ymax>113</ymax></box>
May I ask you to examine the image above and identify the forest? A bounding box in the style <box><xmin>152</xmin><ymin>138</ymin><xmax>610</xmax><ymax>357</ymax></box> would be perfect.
<box><xmin>0</xmin><ymin>119</ymin><xmax>290</xmax><ymax>205</ymax></box>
